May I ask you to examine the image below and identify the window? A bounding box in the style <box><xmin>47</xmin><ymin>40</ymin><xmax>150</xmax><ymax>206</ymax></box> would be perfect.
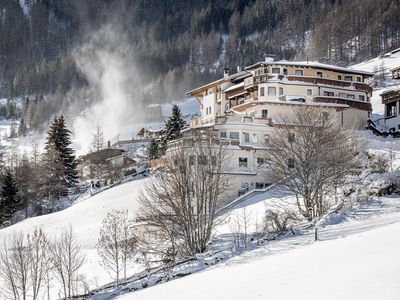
<box><xmin>344</xmin><ymin>75</ymin><xmax>353</xmax><ymax>81</ymax></box>
<box><xmin>387</xmin><ymin>102</ymin><xmax>397</xmax><ymax>117</ymax></box>
<box><xmin>338</xmin><ymin>75</ymin><xmax>342</xmax><ymax>80</ymax></box>
<box><xmin>279</xmin><ymin>87</ymin><xmax>284</xmax><ymax>95</ymax></box>
<box><xmin>260</xmin><ymin>87</ymin><xmax>265</xmax><ymax>97</ymax></box>
<box><xmin>198</xmin><ymin>155</ymin><xmax>207</xmax><ymax>165</ymax></box>
<box><xmin>220</xmin><ymin>131</ymin><xmax>227</xmax><ymax>138</ymax></box>
<box><xmin>189</xmin><ymin>155</ymin><xmax>196</xmax><ymax>166</ymax></box>
<box><xmin>268</xmin><ymin>87</ymin><xmax>276</xmax><ymax>96</ymax></box>
<box><xmin>271</xmin><ymin>67</ymin><xmax>280</xmax><ymax>74</ymax></box>
<box><xmin>295</xmin><ymin>69</ymin><xmax>304</xmax><ymax>76</ymax></box>
<box><xmin>230</xmin><ymin>132</ymin><xmax>240</xmax><ymax>140</ymax></box>
<box><xmin>262</xmin><ymin>109</ymin><xmax>268</xmax><ymax>119</ymax></box>
<box><xmin>255</xmin><ymin>182</ymin><xmax>264</xmax><ymax>189</ymax></box>
<box><xmin>242</xmin><ymin>132</ymin><xmax>250</xmax><ymax>143</ymax></box>
<box><xmin>257</xmin><ymin>157</ymin><xmax>265</xmax><ymax>166</ymax></box>
<box><xmin>239</xmin><ymin>157</ymin><xmax>248</xmax><ymax>168</ymax></box>
<box><xmin>283</xmin><ymin>68</ymin><xmax>288</xmax><ymax>75</ymax></box>
<box><xmin>357</xmin><ymin>77</ymin><xmax>362</xmax><ymax>82</ymax></box>
<box><xmin>347</xmin><ymin>94</ymin><xmax>355</xmax><ymax>100</ymax></box>
<box><xmin>359</xmin><ymin>95</ymin><xmax>365</xmax><ymax>101</ymax></box>
<box><xmin>307</xmin><ymin>89</ymin><xmax>312</xmax><ymax>96</ymax></box>
<box><xmin>317</xmin><ymin>71</ymin><xmax>323</xmax><ymax>77</ymax></box>
<box><xmin>323</xmin><ymin>91</ymin><xmax>334</xmax><ymax>97</ymax></box>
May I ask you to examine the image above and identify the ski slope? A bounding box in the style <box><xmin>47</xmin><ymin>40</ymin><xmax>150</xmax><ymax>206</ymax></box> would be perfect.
<box><xmin>117</xmin><ymin>197</ymin><xmax>400</xmax><ymax>300</ymax></box>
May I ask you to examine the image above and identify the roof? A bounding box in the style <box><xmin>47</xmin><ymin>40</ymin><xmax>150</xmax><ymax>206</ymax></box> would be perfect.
<box><xmin>186</xmin><ymin>71</ymin><xmax>251</xmax><ymax>96</ymax></box>
<box><xmin>380</xmin><ymin>86</ymin><xmax>400</xmax><ymax>96</ymax></box>
<box><xmin>223</xmin><ymin>82</ymin><xmax>244</xmax><ymax>92</ymax></box>
<box><xmin>245</xmin><ymin>60</ymin><xmax>374</xmax><ymax>76</ymax></box>
<box><xmin>112</xmin><ymin>139</ymin><xmax>150</xmax><ymax>147</ymax></box>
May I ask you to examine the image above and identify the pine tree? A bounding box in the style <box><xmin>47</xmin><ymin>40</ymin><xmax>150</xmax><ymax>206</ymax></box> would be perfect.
<box><xmin>147</xmin><ymin>138</ymin><xmax>160</xmax><ymax>160</ymax></box>
<box><xmin>9</xmin><ymin>122</ymin><xmax>17</xmax><ymax>139</ymax></box>
<box><xmin>160</xmin><ymin>104</ymin><xmax>186</xmax><ymax>155</ymax></box>
<box><xmin>46</xmin><ymin>115</ymin><xmax>78</xmax><ymax>186</ymax></box>
<box><xmin>39</xmin><ymin>142</ymin><xmax>65</xmax><ymax>203</ymax></box>
<box><xmin>0</xmin><ymin>171</ymin><xmax>19</xmax><ymax>221</ymax></box>
<box><xmin>18</xmin><ymin>118</ymin><xmax>27</xmax><ymax>136</ymax></box>
<box><xmin>164</xmin><ymin>104</ymin><xmax>186</xmax><ymax>141</ymax></box>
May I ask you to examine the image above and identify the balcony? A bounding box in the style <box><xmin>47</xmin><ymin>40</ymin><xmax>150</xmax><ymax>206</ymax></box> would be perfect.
<box><xmin>287</xmin><ymin>75</ymin><xmax>372</xmax><ymax>94</ymax></box>
<box><xmin>313</xmin><ymin>96</ymin><xmax>372</xmax><ymax>111</ymax></box>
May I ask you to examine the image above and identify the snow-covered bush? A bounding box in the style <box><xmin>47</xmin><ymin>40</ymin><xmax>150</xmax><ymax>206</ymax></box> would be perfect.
<box><xmin>263</xmin><ymin>209</ymin><xmax>299</xmax><ymax>237</ymax></box>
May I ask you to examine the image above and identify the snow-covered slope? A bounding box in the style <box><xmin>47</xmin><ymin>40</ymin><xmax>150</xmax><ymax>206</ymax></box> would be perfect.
<box><xmin>0</xmin><ymin>179</ymin><xmax>147</xmax><ymax>293</ymax></box>
<box><xmin>117</xmin><ymin>211</ymin><xmax>400</xmax><ymax>300</ymax></box>
<box><xmin>351</xmin><ymin>49</ymin><xmax>400</xmax><ymax>116</ymax></box>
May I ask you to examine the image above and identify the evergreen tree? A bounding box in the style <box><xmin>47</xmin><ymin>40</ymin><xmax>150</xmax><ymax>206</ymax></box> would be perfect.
<box><xmin>160</xmin><ymin>104</ymin><xmax>186</xmax><ymax>155</ymax></box>
<box><xmin>18</xmin><ymin>118</ymin><xmax>27</xmax><ymax>136</ymax></box>
<box><xmin>0</xmin><ymin>171</ymin><xmax>19</xmax><ymax>221</ymax></box>
<box><xmin>39</xmin><ymin>142</ymin><xmax>65</xmax><ymax>203</ymax></box>
<box><xmin>147</xmin><ymin>138</ymin><xmax>160</xmax><ymax>160</ymax></box>
<box><xmin>165</xmin><ymin>104</ymin><xmax>186</xmax><ymax>141</ymax></box>
<box><xmin>46</xmin><ymin>115</ymin><xmax>78</xmax><ymax>186</ymax></box>
<box><xmin>9</xmin><ymin>122</ymin><xmax>17</xmax><ymax>138</ymax></box>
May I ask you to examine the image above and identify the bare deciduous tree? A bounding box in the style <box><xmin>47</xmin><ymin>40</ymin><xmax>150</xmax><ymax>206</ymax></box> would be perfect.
<box><xmin>265</xmin><ymin>106</ymin><xmax>359</xmax><ymax>221</ymax></box>
<box><xmin>49</xmin><ymin>226</ymin><xmax>86</xmax><ymax>299</ymax></box>
<box><xmin>97</xmin><ymin>209</ymin><xmax>137</xmax><ymax>284</ymax></box>
<box><xmin>0</xmin><ymin>229</ymin><xmax>49</xmax><ymax>300</ymax></box>
<box><xmin>138</xmin><ymin>136</ymin><xmax>230</xmax><ymax>257</ymax></box>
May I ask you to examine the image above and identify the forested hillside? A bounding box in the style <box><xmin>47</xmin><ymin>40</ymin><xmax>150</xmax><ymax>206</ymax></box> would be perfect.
<box><xmin>1</xmin><ymin>0</ymin><xmax>400</xmax><ymax>129</ymax></box>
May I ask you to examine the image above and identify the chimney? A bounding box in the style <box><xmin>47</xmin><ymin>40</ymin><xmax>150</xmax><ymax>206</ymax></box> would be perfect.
<box><xmin>264</xmin><ymin>54</ymin><xmax>275</xmax><ymax>63</ymax></box>
<box><xmin>107</xmin><ymin>140</ymin><xmax>111</xmax><ymax>148</ymax></box>
<box><xmin>223</xmin><ymin>67</ymin><xmax>230</xmax><ymax>79</ymax></box>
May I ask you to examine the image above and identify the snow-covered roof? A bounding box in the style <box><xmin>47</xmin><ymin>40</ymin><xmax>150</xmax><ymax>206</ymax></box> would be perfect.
<box><xmin>223</xmin><ymin>82</ymin><xmax>244</xmax><ymax>92</ymax></box>
<box><xmin>245</xmin><ymin>60</ymin><xmax>374</xmax><ymax>76</ymax></box>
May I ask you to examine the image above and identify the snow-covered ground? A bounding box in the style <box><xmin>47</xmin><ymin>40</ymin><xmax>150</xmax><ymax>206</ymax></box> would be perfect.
<box><xmin>117</xmin><ymin>197</ymin><xmax>400</xmax><ymax>300</ymax></box>
<box><xmin>0</xmin><ymin>179</ymin><xmax>147</xmax><ymax>297</ymax></box>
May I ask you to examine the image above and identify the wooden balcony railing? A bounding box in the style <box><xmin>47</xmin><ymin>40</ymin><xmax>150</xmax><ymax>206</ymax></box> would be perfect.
<box><xmin>313</xmin><ymin>96</ymin><xmax>372</xmax><ymax>111</ymax></box>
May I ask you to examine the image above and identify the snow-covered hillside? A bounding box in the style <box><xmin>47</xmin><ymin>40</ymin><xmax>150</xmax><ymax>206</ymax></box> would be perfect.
<box><xmin>351</xmin><ymin>49</ymin><xmax>400</xmax><ymax>116</ymax></box>
<box><xmin>0</xmin><ymin>179</ymin><xmax>147</xmax><ymax>296</ymax></box>
<box><xmin>117</xmin><ymin>201</ymin><xmax>400</xmax><ymax>300</ymax></box>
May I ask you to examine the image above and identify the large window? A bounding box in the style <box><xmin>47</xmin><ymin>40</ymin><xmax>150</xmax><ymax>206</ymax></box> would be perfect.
<box><xmin>260</xmin><ymin>87</ymin><xmax>265</xmax><ymax>97</ymax></box>
<box><xmin>295</xmin><ymin>69</ymin><xmax>304</xmax><ymax>76</ymax></box>
<box><xmin>262</xmin><ymin>109</ymin><xmax>268</xmax><ymax>119</ymax></box>
<box><xmin>220</xmin><ymin>131</ymin><xmax>227</xmax><ymax>138</ymax></box>
<box><xmin>230</xmin><ymin>132</ymin><xmax>240</xmax><ymax>140</ymax></box>
<box><xmin>317</xmin><ymin>71</ymin><xmax>323</xmax><ymax>77</ymax></box>
<box><xmin>347</xmin><ymin>94</ymin><xmax>355</xmax><ymax>100</ymax></box>
<box><xmin>271</xmin><ymin>67</ymin><xmax>280</xmax><ymax>74</ymax></box>
<box><xmin>268</xmin><ymin>87</ymin><xmax>276</xmax><ymax>96</ymax></box>
<box><xmin>338</xmin><ymin>75</ymin><xmax>342</xmax><ymax>80</ymax></box>
<box><xmin>239</xmin><ymin>157</ymin><xmax>248</xmax><ymax>168</ymax></box>
<box><xmin>356</xmin><ymin>77</ymin><xmax>362</xmax><ymax>82</ymax></box>
<box><xmin>359</xmin><ymin>95</ymin><xmax>365</xmax><ymax>101</ymax></box>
